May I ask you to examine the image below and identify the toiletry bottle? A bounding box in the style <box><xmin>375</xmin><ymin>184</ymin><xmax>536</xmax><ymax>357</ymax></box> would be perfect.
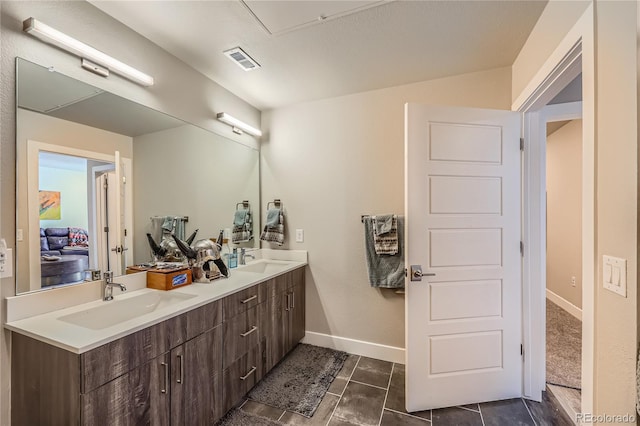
<box><xmin>229</xmin><ymin>248</ymin><xmax>238</xmax><ymax>268</ymax></box>
<box><xmin>218</xmin><ymin>229</ymin><xmax>231</xmax><ymax>266</ymax></box>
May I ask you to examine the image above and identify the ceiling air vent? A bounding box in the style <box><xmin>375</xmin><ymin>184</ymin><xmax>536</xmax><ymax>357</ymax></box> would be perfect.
<box><xmin>223</xmin><ymin>47</ymin><xmax>261</xmax><ymax>71</ymax></box>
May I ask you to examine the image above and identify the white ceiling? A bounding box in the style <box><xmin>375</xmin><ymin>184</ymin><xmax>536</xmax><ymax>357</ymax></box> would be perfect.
<box><xmin>90</xmin><ymin>0</ymin><xmax>547</xmax><ymax>111</ymax></box>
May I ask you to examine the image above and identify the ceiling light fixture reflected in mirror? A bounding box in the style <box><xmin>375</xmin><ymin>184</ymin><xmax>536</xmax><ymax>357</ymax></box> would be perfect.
<box><xmin>23</xmin><ymin>17</ymin><xmax>154</xmax><ymax>87</ymax></box>
<box><xmin>216</xmin><ymin>112</ymin><xmax>262</xmax><ymax>137</ymax></box>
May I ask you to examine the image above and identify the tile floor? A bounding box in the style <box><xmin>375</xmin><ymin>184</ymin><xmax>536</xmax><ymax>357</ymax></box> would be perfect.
<box><xmin>239</xmin><ymin>353</ymin><xmax>575</xmax><ymax>425</ymax></box>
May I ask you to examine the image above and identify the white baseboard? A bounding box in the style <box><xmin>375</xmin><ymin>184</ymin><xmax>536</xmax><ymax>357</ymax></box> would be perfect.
<box><xmin>302</xmin><ymin>331</ymin><xmax>405</xmax><ymax>364</ymax></box>
<box><xmin>546</xmin><ymin>289</ymin><xmax>582</xmax><ymax>321</ymax></box>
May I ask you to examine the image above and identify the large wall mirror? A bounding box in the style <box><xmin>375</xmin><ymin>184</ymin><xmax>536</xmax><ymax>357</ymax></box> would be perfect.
<box><xmin>16</xmin><ymin>57</ymin><xmax>260</xmax><ymax>295</ymax></box>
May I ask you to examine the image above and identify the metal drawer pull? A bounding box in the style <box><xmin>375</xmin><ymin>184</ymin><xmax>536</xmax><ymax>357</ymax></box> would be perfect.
<box><xmin>177</xmin><ymin>354</ymin><xmax>183</xmax><ymax>384</ymax></box>
<box><xmin>240</xmin><ymin>366</ymin><xmax>257</xmax><ymax>381</ymax></box>
<box><xmin>291</xmin><ymin>293</ymin><xmax>295</xmax><ymax>309</ymax></box>
<box><xmin>240</xmin><ymin>326</ymin><xmax>258</xmax><ymax>337</ymax></box>
<box><xmin>161</xmin><ymin>361</ymin><xmax>168</xmax><ymax>394</ymax></box>
<box><xmin>240</xmin><ymin>295</ymin><xmax>257</xmax><ymax>304</ymax></box>
<box><xmin>285</xmin><ymin>293</ymin><xmax>291</xmax><ymax>311</ymax></box>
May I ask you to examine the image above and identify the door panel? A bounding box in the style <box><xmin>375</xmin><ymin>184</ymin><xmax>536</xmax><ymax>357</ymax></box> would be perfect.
<box><xmin>405</xmin><ymin>104</ymin><xmax>521</xmax><ymax>411</ymax></box>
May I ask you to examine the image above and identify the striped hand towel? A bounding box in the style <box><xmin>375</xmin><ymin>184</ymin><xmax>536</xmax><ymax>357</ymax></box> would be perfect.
<box><xmin>373</xmin><ymin>215</ymin><xmax>398</xmax><ymax>255</ymax></box>
<box><xmin>260</xmin><ymin>212</ymin><xmax>284</xmax><ymax>246</ymax></box>
<box><xmin>232</xmin><ymin>210</ymin><xmax>253</xmax><ymax>243</ymax></box>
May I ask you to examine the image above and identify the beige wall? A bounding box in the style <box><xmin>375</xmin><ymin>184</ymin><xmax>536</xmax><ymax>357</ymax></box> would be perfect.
<box><xmin>593</xmin><ymin>1</ymin><xmax>637</xmax><ymax>418</ymax></box>
<box><xmin>511</xmin><ymin>0</ymin><xmax>590</xmax><ymax>105</ymax></box>
<box><xmin>1</xmin><ymin>2</ymin><xmax>260</xmax><ymax>423</ymax></box>
<box><xmin>261</xmin><ymin>67</ymin><xmax>511</xmax><ymax>349</ymax></box>
<box><xmin>546</xmin><ymin>120</ymin><xmax>582</xmax><ymax>309</ymax></box>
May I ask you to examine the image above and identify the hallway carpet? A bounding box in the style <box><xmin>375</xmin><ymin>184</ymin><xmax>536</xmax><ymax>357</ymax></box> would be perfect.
<box><xmin>546</xmin><ymin>299</ymin><xmax>582</xmax><ymax>390</ymax></box>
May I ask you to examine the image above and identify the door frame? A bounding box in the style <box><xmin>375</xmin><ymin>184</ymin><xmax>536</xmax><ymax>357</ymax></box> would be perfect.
<box><xmin>513</xmin><ymin>4</ymin><xmax>594</xmax><ymax>413</ymax></box>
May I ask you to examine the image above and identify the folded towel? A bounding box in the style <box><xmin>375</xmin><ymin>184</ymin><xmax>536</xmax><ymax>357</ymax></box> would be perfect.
<box><xmin>266</xmin><ymin>208</ymin><xmax>281</xmax><ymax>228</ymax></box>
<box><xmin>374</xmin><ymin>214</ymin><xmax>394</xmax><ymax>235</ymax></box>
<box><xmin>173</xmin><ymin>217</ymin><xmax>186</xmax><ymax>241</ymax></box>
<box><xmin>364</xmin><ymin>216</ymin><xmax>404</xmax><ymax>288</ymax></box>
<box><xmin>161</xmin><ymin>216</ymin><xmax>174</xmax><ymax>232</ymax></box>
<box><xmin>373</xmin><ymin>215</ymin><xmax>398</xmax><ymax>255</ymax></box>
<box><xmin>260</xmin><ymin>212</ymin><xmax>284</xmax><ymax>246</ymax></box>
<box><xmin>234</xmin><ymin>209</ymin><xmax>249</xmax><ymax>226</ymax></box>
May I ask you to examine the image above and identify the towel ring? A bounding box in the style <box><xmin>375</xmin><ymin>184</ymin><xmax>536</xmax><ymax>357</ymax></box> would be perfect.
<box><xmin>267</xmin><ymin>199</ymin><xmax>282</xmax><ymax>210</ymax></box>
<box><xmin>236</xmin><ymin>200</ymin><xmax>250</xmax><ymax>210</ymax></box>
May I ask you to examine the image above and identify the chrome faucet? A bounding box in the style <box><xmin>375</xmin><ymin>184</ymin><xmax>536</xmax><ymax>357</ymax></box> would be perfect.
<box><xmin>239</xmin><ymin>248</ymin><xmax>255</xmax><ymax>265</ymax></box>
<box><xmin>103</xmin><ymin>271</ymin><xmax>127</xmax><ymax>301</ymax></box>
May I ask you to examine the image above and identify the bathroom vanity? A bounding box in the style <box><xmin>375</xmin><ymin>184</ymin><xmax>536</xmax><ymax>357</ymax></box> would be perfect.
<box><xmin>7</xmin><ymin>255</ymin><xmax>306</xmax><ymax>425</ymax></box>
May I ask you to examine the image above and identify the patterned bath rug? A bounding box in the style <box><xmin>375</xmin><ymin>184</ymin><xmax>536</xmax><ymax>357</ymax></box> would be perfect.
<box><xmin>247</xmin><ymin>343</ymin><xmax>348</xmax><ymax>417</ymax></box>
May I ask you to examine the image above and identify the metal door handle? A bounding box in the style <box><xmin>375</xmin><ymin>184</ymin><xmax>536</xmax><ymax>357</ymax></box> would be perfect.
<box><xmin>176</xmin><ymin>354</ymin><xmax>183</xmax><ymax>384</ymax></box>
<box><xmin>161</xmin><ymin>361</ymin><xmax>168</xmax><ymax>394</ymax></box>
<box><xmin>410</xmin><ymin>265</ymin><xmax>435</xmax><ymax>281</ymax></box>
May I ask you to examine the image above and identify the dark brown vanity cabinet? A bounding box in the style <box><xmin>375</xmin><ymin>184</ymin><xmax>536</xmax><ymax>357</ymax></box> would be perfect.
<box><xmin>11</xmin><ymin>266</ymin><xmax>306</xmax><ymax>426</ymax></box>
<box><xmin>12</xmin><ymin>300</ymin><xmax>223</xmax><ymax>426</ymax></box>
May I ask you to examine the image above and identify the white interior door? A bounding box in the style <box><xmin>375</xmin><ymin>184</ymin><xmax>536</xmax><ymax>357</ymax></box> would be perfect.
<box><xmin>405</xmin><ymin>104</ymin><xmax>522</xmax><ymax>411</ymax></box>
<box><xmin>93</xmin><ymin>151</ymin><xmax>130</xmax><ymax>276</ymax></box>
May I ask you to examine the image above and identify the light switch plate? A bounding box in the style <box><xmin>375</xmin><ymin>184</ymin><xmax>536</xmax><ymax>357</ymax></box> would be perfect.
<box><xmin>603</xmin><ymin>255</ymin><xmax>626</xmax><ymax>297</ymax></box>
<box><xmin>295</xmin><ymin>229</ymin><xmax>304</xmax><ymax>243</ymax></box>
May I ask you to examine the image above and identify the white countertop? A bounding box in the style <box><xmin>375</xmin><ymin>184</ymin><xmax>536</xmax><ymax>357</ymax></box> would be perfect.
<box><xmin>5</xmin><ymin>251</ymin><xmax>307</xmax><ymax>354</ymax></box>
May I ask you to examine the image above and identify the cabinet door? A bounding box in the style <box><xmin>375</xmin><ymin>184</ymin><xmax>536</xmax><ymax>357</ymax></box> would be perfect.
<box><xmin>171</xmin><ymin>326</ymin><xmax>223</xmax><ymax>426</ymax></box>
<box><xmin>289</xmin><ymin>279</ymin><xmax>306</xmax><ymax>348</ymax></box>
<box><xmin>81</xmin><ymin>353</ymin><xmax>170</xmax><ymax>426</ymax></box>
<box><xmin>265</xmin><ymin>293</ymin><xmax>287</xmax><ymax>371</ymax></box>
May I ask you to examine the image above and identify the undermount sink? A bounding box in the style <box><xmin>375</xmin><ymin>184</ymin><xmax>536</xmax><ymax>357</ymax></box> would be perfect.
<box><xmin>236</xmin><ymin>260</ymin><xmax>293</xmax><ymax>274</ymax></box>
<box><xmin>59</xmin><ymin>291</ymin><xmax>196</xmax><ymax>330</ymax></box>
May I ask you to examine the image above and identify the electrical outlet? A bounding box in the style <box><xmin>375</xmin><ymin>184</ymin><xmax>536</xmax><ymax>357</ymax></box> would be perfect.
<box><xmin>17</xmin><ymin>229</ymin><xmax>23</xmax><ymax>242</ymax></box>
<box><xmin>295</xmin><ymin>229</ymin><xmax>304</xmax><ymax>243</ymax></box>
<box><xmin>571</xmin><ymin>276</ymin><xmax>576</xmax><ymax>287</ymax></box>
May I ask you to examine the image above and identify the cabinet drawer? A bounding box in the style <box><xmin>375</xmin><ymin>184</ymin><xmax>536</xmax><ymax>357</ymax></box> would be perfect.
<box><xmin>223</xmin><ymin>282</ymin><xmax>267</xmax><ymax>320</ymax></box>
<box><xmin>222</xmin><ymin>344</ymin><xmax>264</xmax><ymax>414</ymax></box>
<box><xmin>223</xmin><ymin>304</ymin><xmax>264</xmax><ymax>368</ymax></box>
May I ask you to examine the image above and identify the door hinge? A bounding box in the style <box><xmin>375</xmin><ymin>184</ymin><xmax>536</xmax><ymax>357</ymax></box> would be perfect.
<box><xmin>521</xmin><ymin>344</ymin><xmax>524</xmax><ymax>359</ymax></box>
<box><xmin>520</xmin><ymin>137</ymin><xmax>525</xmax><ymax>151</ymax></box>
<box><xmin>404</xmin><ymin>268</ymin><xmax>408</xmax><ymax>277</ymax></box>
<box><xmin>520</xmin><ymin>241</ymin><xmax>524</xmax><ymax>257</ymax></box>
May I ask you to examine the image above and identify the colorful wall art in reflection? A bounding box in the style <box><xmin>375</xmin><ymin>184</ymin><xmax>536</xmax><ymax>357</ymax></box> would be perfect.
<box><xmin>39</xmin><ymin>190</ymin><xmax>61</xmax><ymax>220</ymax></box>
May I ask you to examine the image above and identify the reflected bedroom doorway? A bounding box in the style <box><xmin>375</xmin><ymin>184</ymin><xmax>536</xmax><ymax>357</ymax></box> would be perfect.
<box><xmin>38</xmin><ymin>151</ymin><xmax>114</xmax><ymax>288</ymax></box>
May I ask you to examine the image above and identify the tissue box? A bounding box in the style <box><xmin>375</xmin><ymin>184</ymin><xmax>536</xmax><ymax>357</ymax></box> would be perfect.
<box><xmin>147</xmin><ymin>268</ymin><xmax>192</xmax><ymax>291</ymax></box>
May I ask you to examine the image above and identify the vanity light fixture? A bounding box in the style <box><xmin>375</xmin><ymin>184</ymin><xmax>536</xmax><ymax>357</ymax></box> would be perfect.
<box><xmin>22</xmin><ymin>17</ymin><xmax>154</xmax><ymax>87</ymax></box>
<box><xmin>216</xmin><ymin>112</ymin><xmax>263</xmax><ymax>137</ymax></box>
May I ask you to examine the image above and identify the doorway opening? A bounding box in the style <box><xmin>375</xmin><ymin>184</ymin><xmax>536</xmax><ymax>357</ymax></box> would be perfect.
<box><xmin>543</xmin><ymin>94</ymin><xmax>583</xmax><ymax>422</ymax></box>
